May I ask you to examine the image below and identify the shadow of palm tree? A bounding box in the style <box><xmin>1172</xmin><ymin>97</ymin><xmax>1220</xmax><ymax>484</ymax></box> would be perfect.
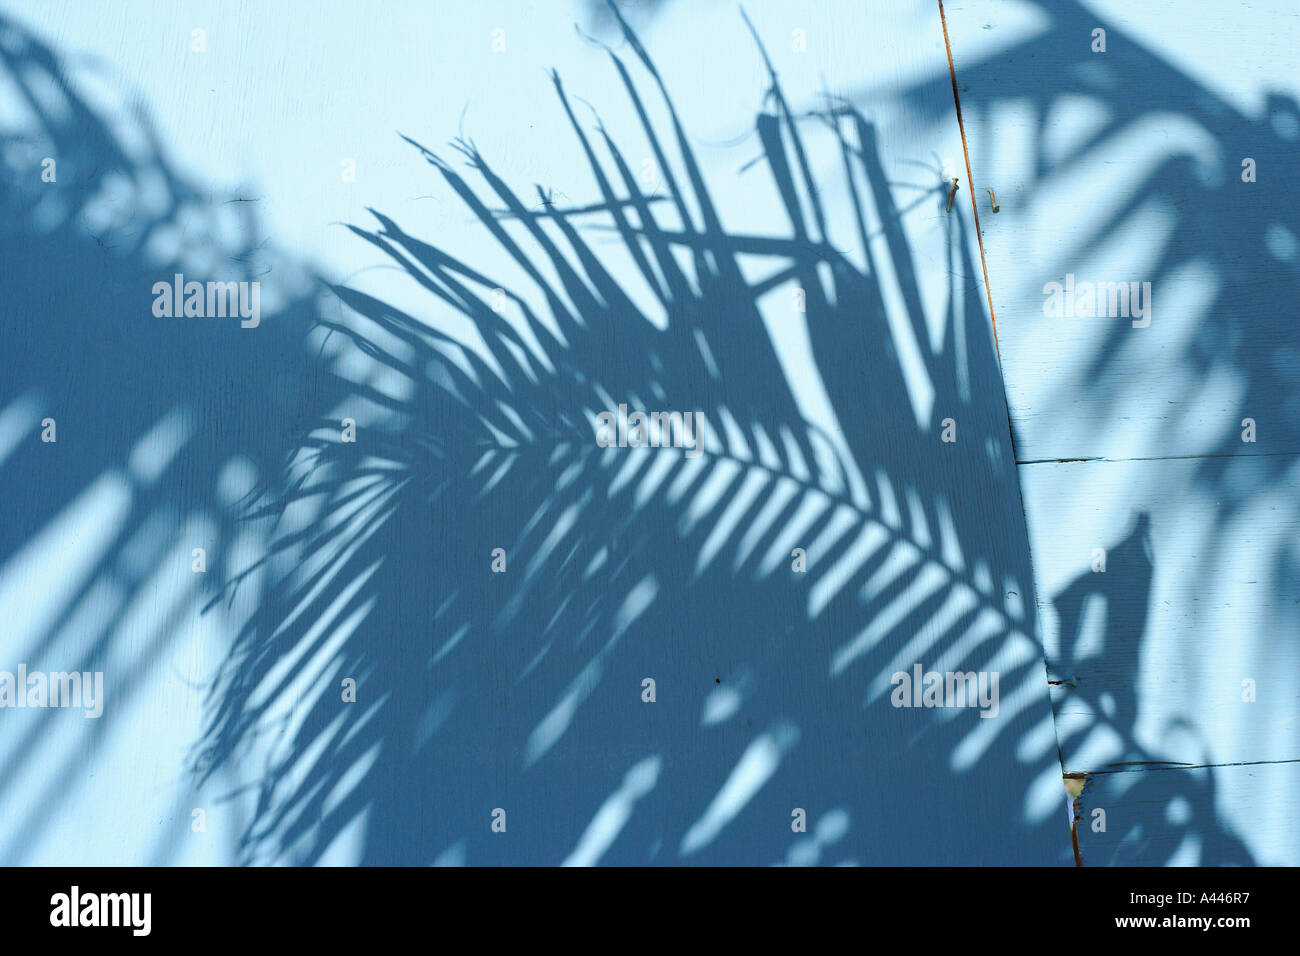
<box><xmin>2</xmin><ymin>0</ymin><xmax>1269</xmax><ymax>868</ymax></box>
<box><xmin>0</xmin><ymin>11</ymin><xmax>344</xmax><ymax>863</ymax></box>
<box><xmin>1052</xmin><ymin>514</ymin><xmax>1253</xmax><ymax>865</ymax></box>
<box><xmin>893</xmin><ymin>0</ymin><xmax>1291</xmax><ymax>864</ymax></box>
<box><xmin>193</xmin><ymin>7</ymin><xmax>1067</xmax><ymax>864</ymax></box>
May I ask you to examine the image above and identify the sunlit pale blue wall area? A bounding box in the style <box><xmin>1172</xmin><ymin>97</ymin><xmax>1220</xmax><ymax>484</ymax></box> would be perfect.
<box><xmin>0</xmin><ymin>0</ymin><xmax>1295</xmax><ymax>865</ymax></box>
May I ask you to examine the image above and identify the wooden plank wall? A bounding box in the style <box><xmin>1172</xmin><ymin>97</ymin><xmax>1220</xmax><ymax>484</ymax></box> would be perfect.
<box><xmin>8</xmin><ymin>0</ymin><xmax>1293</xmax><ymax>868</ymax></box>
<box><xmin>941</xmin><ymin>0</ymin><xmax>1300</xmax><ymax>864</ymax></box>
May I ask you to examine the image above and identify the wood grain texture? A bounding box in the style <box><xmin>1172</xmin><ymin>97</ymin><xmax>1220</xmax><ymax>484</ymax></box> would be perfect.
<box><xmin>938</xmin><ymin>0</ymin><xmax>1300</xmax><ymax>463</ymax></box>
<box><xmin>944</xmin><ymin>0</ymin><xmax>1300</xmax><ymax>864</ymax></box>
<box><xmin>1020</xmin><ymin>457</ymin><xmax>1300</xmax><ymax>770</ymax></box>
<box><xmin>1075</xmin><ymin>761</ymin><xmax>1300</xmax><ymax>866</ymax></box>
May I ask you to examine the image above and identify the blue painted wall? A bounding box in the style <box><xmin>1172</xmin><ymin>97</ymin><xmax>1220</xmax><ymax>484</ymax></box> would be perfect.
<box><xmin>2</xmin><ymin>0</ymin><xmax>1293</xmax><ymax>867</ymax></box>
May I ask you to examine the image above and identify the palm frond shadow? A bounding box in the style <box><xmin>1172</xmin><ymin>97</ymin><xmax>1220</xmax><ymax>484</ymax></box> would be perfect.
<box><xmin>195</xmin><ymin>12</ymin><xmax>1064</xmax><ymax>865</ymax></box>
<box><xmin>899</xmin><ymin>0</ymin><xmax>1300</xmax><ymax>476</ymax></box>
<box><xmin>893</xmin><ymin>0</ymin><xmax>1288</xmax><ymax>864</ymax></box>
<box><xmin>1051</xmin><ymin>515</ymin><xmax>1253</xmax><ymax>865</ymax></box>
<box><xmin>0</xmin><ymin>12</ymin><xmax>340</xmax><ymax>863</ymax></box>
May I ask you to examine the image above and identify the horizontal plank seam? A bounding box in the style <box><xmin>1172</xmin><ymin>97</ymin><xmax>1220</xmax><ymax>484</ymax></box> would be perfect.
<box><xmin>1069</xmin><ymin>757</ymin><xmax>1300</xmax><ymax>776</ymax></box>
<box><xmin>1016</xmin><ymin>450</ymin><xmax>1300</xmax><ymax>466</ymax></box>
